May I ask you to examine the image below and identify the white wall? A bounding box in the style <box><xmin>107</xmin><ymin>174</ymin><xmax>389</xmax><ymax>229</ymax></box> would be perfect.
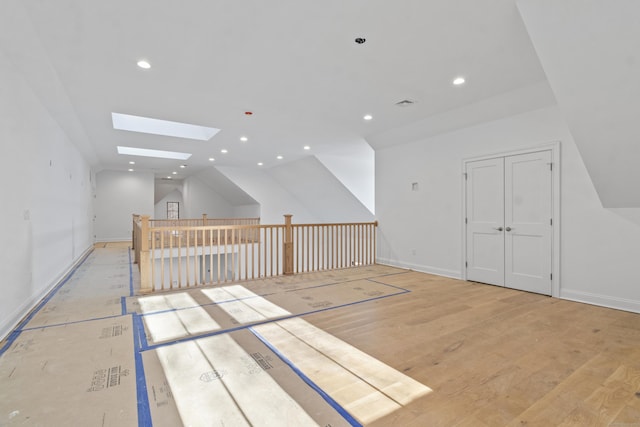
<box><xmin>233</xmin><ymin>204</ymin><xmax>261</xmax><ymax>218</ymax></box>
<box><xmin>94</xmin><ymin>171</ymin><xmax>154</xmax><ymax>241</ymax></box>
<box><xmin>268</xmin><ymin>157</ymin><xmax>375</xmax><ymax>223</ymax></box>
<box><xmin>181</xmin><ymin>175</ymin><xmax>234</xmax><ymax>219</ymax></box>
<box><xmin>0</xmin><ymin>48</ymin><xmax>94</xmax><ymax>340</ymax></box>
<box><xmin>154</xmin><ymin>190</ymin><xmax>184</xmax><ymax>219</ymax></box>
<box><xmin>376</xmin><ymin>105</ymin><xmax>640</xmax><ymax>313</ymax></box>
<box><xmin>316</xmin><ymin>139</ymin><xmax>375</xmax><ymax>214</ymax></box>
<box><xmin>216</xmin><ymin>166</ymin><xmax>319</xmax><ymax>224</ymax></box>
<box><xmin>218</xmin><ymin>157</ymin><xmax>375</xmax><ymax>225</ymax></box>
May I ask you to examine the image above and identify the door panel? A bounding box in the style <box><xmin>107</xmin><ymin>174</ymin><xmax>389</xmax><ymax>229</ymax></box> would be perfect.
<box><xmin>505</xmin><ymin>151</ymin><xmax>552</xmax><ymax>295</ymax></box>
<box><xmin>465</xmin><ymin>150</ymin><xmax>553</xmax><ymax>295</ymax></box>
<box><xmin>465</xmin><ymin>158</ymin><xmax>505</xmax><ymax>286</ymax></box>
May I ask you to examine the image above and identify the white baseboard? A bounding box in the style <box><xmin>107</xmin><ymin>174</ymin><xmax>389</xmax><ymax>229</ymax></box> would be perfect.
<box><xmin>376</xmin><ymin>258</ymin><xmax>462</xmax><ymax>280</ymax></box>
<box><xmin>560</xmin><ymin>289</ymin><xmax>640</xmax><ymax>314</ymax></box>
<box><xmin>95</xmin><ymin>237</ymin><xmax>131</xmax><ymax>243</ymax></box>
<box><xmin>0</xmin><ymin>245</ymin><xmax>93</xmax><ymax>342</ymax></box>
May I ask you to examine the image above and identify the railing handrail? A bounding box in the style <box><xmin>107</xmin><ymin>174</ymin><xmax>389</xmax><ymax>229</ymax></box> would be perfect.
<box><xmin>132</xmin><ymin>214</ymin><xmax>377</xmax><ymax>294</ymax></box>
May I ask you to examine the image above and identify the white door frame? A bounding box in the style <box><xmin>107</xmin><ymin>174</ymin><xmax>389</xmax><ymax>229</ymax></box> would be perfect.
<box><xmin>461</xmin><ymin>141</ymin><xmax>561</xmax><ymax>297</ymax></box>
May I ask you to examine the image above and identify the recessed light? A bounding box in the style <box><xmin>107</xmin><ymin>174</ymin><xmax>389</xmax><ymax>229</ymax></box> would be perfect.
<box><xmin>137</xmin><ymin>60</ymin><xmax>151</xmax><ymax>69</ymax></box>
<box><xmin>128</xmin><ymin>169</ymin><xmax>134</xmax><ymax>172</ymax></box>
<box><xmin>303</xmin><ymin>146</ymin><xmax>311</xmax><ymax>150</ymax></box>
<box><xmin>453</xmin><ymin>77</ymin><xmax>465</xmax><ymax>85</ymax></box>
<box><xmin>209</xmin><ymin>157</ymin><xmax>215</xmax><ymax>162</ymax></box>
<box><xmin>166</xmin><ymin>176</ymin><xmax>172</xmax><ymax>179</ymax></box>
<box><xmin>129</xmin><ymin>161</ymin><xmax>135</xmax><ymax>165</ymax></box>
<box><xmin>221</xmin><ymin>149</ymin><xmax>228</xmax><ymax>154</ymax></box>
<box><xmin>257</xmin><ymin>162</ymin><xmax>263</xmax><ymax>166</ymax></box>
<box><xmin>172</xmin><ymin>171</ymin><xmax>177</xmax><ymax>175</ymax></box>
<box><xmin>240</xmin><ymin>136</ymin><xmax>248</xmax><ymax>142</ymax></box>
<box><xmin>117</xmin><ymin>146</ymin><xmax>192</xmax><ymax>160</ymax></box>
<box><xmin>363</xmin><ymin>114</ymin><xmax>373</xmax><ymax>121</ymax></box>
<box><xmin>276</xmin><ymin>155</ymin><xmax>283</xmax><ymax>160</ymax></box>
<box><xmin>180</xmin><ymin>164</ymin><xmax>187</xmax><ymax>169</ymax></box>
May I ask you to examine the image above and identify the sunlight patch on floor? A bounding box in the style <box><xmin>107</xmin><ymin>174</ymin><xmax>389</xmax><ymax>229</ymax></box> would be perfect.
<box><xmin>201</xmin><ymin>286</ymin><xmax>291</xmax><ymax>323</ymax></box>
<box><xmin>140</xmin><ymin>292</ymin><xmax>220</xmax><ymax>342</ymax></box>
<box><xmin>156</xmin><ymin>334</ymin><xmax>319</xmax><ymax>427</ymax></box>
<box><xmin>252</xmin><ymin>318</ymin><xmax>432</xmax><ymax>424</ymax></box>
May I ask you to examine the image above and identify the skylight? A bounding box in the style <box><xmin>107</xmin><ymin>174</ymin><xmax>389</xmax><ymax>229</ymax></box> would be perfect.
<box><xmin>112</xmin><ymin>113</ymin><xmax>220</xmax><ymax>141</ymax></box>
<box><xmin>117</xmin><ymin>146</ymin><xmax>192</xmax><ymax>160</ymax></box>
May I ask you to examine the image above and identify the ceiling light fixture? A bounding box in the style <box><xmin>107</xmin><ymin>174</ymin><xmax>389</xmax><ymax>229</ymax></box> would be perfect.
<box><xmin>257</xmin><ymin>162</ymin><xmax>263</xmax><ymax>166</ymax></box>
<box><xmin>129</xmin><ymin>161</ymin><xmax>135</xmax><ymax>165</ymax></box>
<box><xmin>172</xmin><ymin>171</ymin><xmax>177</xmax><ymax>175</ymax></box>
<box><xmin>240</xmin><ymin>136</ymin><xmax>248</xmax><ymax>142</ymax></box>
<box><xmin>276</xmin><ymin>155</ymin><xmax>283</xmax><ymax>160</ymax></box>
<box><xmin>166</xmin><ymin>176</ymin><xmax>172</xmax><ymax>179</ymax></box>
<box><xmin>128</xmin><ymin>169</ymin><xmax>134</xmax><ymax>172</ymax></box>
<box><xmin>303</xmin><ymin>146</ymin><xmax>311</xmax><ymax>150</ymax></box>
<box><xmin>221</xmin><ymin>149</ymin><xmax>228</xmax><ymax>154</ymax></box>
<box><xmin>209</xmin><ymin>158</ymin><xmax>215</xmax><ymax>162</ymax></box>
<box><xmin>363</xmin><ymin>114</ymin><xmax>373</xmax><ymax>121</ymax></box>
<box><xmin>180</xmin><ymin>164</ymin><xmax>186</xmax><ymax>169</ymax></box>
<box><xmin>137</xmin><ymin>60</ymin><xmax>151</xmax><ymax>69</ymax></box>
<box><xmin>117</xmin><ymin>146</ymin><xmax>192</xmax><ymax>160</ymax></box>
<box><xmin>453</xmin><ymin>77</ymin><xmax>465</xmax><ymax>85</ymax></box>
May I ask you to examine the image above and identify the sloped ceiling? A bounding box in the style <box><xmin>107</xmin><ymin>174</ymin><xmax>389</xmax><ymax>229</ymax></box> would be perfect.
<box><xmin>1</xmin><ymin>0</ymin><xmax>547</xmax><ymax>179</ymax></box>
<box><xmin>517</xmin><ymin>0</ymin><xmax>640</xmax><ymax>208</ymax></box>
<box><xmin>4</xmin><ymin>0</ymin><xmax>638</xmax><ymax>209</ymax></box>
<box><xmin>268</xmin><ymin>156</ymin><xmax>374</xmax><ymax>223</ymax></box>
<box><xmin>195</xmin><ymin>167</ymin><xmax>258</xmax><ymax>206</ymax></box>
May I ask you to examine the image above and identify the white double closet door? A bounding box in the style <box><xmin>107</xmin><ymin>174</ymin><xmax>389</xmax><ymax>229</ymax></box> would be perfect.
<box><xmin>465</xmin><ymin>150</ymin><xmax>553</xmax><ymax>295</ymax></box>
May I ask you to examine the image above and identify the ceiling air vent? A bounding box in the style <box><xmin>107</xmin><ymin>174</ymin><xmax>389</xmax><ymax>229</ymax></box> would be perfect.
<box><xmin>395</xmin><ymin>99</ymin><xmax>416</xmax><ymax>107</ymax></box>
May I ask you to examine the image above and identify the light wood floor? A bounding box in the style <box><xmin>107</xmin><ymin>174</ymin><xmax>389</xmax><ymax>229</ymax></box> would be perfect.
<box><xmin>2</xmin><ymin>245</ymin><xmax>639</xmax><ymax>426</ymax></box>
<box><xmin>310</xmin><ymin>271</ymin><xmax>640</xmax><ymax>426</ymax></box>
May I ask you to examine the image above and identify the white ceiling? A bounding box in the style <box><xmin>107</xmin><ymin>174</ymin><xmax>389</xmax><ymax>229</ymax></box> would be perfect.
<box><xmin>518</xmin><ymin>0</ymin><xmax>640</xmax><ymax>208</ymax></box>
<box><xmin>3</xmin><ymin>0</ymin><xmax>546</xmax><ymax>180</ymax></box>
<box><xmin>6</xmin><ymin>0</ymin><xmax>638</xmax><ymax>209</ymax></box>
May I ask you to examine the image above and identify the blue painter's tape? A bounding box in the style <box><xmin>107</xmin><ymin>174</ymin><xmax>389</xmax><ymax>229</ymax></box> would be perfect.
<box><xmin>133</xmin><ymin>312</ymin><xmax>150</xmax><ymax>352</ymax></box>
<box><xmin>132</xmin><ymin>314</ymin><xmax>153</xmax><ymax>427</ymax></box>
<box><xmin>249</xmin><ymin>327</ymin><xmax>362</xmax><ymax>427</ymax></box>
<box><xmin>365</xmin><ymin>277</ymin><xmax>412</xmax><ymax>293</ymax></box>
<box><xmin>0</xmin><ymin>248</ymin><xmax>93</xmax><ymax>357</ymax></box>
<box><xmin>143</xmin><ymin>290</ymin><xmax>408</xmax><ymax>351</ymax></box>
<box><xmin>128</xmin><ymin>247</ymin><xmax>134</xmax><ymax>297</ymax></box>
<box><xmin>121</xmin><ymin>297</ymin><xmax>128</xmax><ymax>316</ymax></box>
<box><xmin>20</xmin><ymin>314</ymin><xmax>125</xmax><ymax>332</ymax></box>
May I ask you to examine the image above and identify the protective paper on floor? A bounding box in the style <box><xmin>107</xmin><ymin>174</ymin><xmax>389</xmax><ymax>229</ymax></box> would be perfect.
<box><xmin>139</xmin><ymin>279</ymin><xmax>406</xmax><ymax>346</ymax></box>
<box><xmin>0</xmin><ymin>316</ymin><xmax>137</xmax><ymax>426</ymax></box>
<box><xmin>124</xmin><ymin>264</ymin><xmax>406</xmax><ymax>313</ymax></box>
<box><xmin>251</xmin><ymin>318</ymin><xmax>432</xmax><ymax>424</ymax></box>
<box><xmin>143</xmin><ymin>329</ymin><xmax>351</xmax><ymax>427</ymax></box>
<box><xmin>25</xmin><ymin>251</ymin><xmax>131</xmax><ymax>328</ymax></box>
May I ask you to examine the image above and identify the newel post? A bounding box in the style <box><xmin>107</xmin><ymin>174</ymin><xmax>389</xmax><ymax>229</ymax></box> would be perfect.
<box><xmin>140</xmin><ymin>215</ymin><xmax>152</xmax><ymax>294</ymax></box>
<box><xmin>202</xmin><ymin>213</ymin><xmax>208</xmax><ymax>226</ymax></box>
<box><xmin>283</xmin><ymin>214</ymin><xmax>293</xmax><ymax>275</ymax></box>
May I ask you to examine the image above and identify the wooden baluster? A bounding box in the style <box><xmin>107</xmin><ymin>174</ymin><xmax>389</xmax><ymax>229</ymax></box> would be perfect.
<box><xmin>283</xmin><ymin>215</ymin><xmax>293</xmax><ymax>275</ymax></box>
<box><xmin>139</xmin><ymin>215</ymin><xmax>152</xmax><ymax>293</ymax></box>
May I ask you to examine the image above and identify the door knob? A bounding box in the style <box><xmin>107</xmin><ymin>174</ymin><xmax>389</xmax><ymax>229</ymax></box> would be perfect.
<box><xmin>505</xmin><ymin>227</ymin><xmax>512</xmax><ymax>232</ymax></box>
<box><xmin>493</xmin><ymin>227</ymin><xmax>503</xmax><ymax>231</ymax></box>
